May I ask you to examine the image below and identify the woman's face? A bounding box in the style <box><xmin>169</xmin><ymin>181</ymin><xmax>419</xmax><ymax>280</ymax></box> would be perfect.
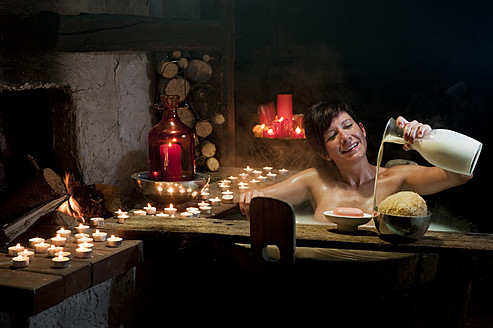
<box><xmin>322</xmin><ymin>112</ymin><xmax>367</xmax><ymax>163</ymax></box>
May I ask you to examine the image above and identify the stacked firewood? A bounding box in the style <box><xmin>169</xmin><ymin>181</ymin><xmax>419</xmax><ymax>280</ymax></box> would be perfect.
<box><xmin>156</xmin><ymin>50</ymin><xmax>224</xmax><ymax>172</ymax></box>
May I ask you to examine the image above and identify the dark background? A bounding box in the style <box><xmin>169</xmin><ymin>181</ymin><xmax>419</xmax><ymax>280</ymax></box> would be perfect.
<box><xmin>234</xmin><ymin>0</ymin><xmax>492</xmax><ymax>231</ymax></box>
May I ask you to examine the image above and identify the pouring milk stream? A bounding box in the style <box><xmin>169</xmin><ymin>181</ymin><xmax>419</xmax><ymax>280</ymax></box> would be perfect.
<box><xmin>372</xmin><ymin>118</ymin><xmax>482</xmax><ymax>211</ymax></box>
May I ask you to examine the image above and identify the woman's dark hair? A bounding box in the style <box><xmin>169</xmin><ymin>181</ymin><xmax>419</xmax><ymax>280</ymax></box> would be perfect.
<box><xmin>303</xmin><ymin>101</ymin><xmax>359</xmax><ymax>156</ymax></box>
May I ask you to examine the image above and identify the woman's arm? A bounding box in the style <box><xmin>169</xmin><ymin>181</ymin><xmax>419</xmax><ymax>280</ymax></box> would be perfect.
<box><xmin>238</xmin><ymin>168</ymin><xmax>315</xmax><ymax>217</ymax></box>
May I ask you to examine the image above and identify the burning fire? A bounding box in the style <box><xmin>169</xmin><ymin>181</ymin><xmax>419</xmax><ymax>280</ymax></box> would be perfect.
<box><xmin>57</xmin><ymin>173</ymin><xmax>84</xmax><ymax>222</ymax></box>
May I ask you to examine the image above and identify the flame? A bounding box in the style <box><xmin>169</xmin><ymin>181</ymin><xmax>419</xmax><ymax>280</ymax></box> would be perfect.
<box><xmin>295</xmin><ymin>127</ymin><xmax>302</xmax><ymax>134</ymax></box>
<box><xmin>57</xmin><ymin>173</ymin><xmax>84</xmax><ymax>222</ymax></box>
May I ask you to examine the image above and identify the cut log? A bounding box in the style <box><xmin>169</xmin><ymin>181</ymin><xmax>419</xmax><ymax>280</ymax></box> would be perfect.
<box><xmin>195</xmin><ymin>120</ymin><xmax>213</xmax><ymax>138</ymax></box>
<box><xmin>177</xmin><ymin>57</ymin><xmax>188</xmax><ymax>69</ymax></box>
<box><xmin>184</xmin><ymin>59</ymin><xmax>212</xmax><ymax>83</ymax></box>
<box><xmin>0</xmin><ymin>168</ymin><xmax>67</xmax><ymax>226</ymax></box>
<box><xmin>205</xmin><ymin>157</ymin><xmax>220</xmax><ymax>172</ymax></box>
<box><xmin>158</xmin><ymin>61</ymin><xmax>179</xmax><ymax>79</ymax></box>
<box><xmin>212</xmin><ymin>113</ymin><xmax>225</xmax><ymax>125</ymax></box>
<box><xmin>163</xmin><ymin>77</ymin><xmax>191</xmax><ymax>103</ymax></box>
<box><xmin>187</xmin><ymin>84</ymin><xmax>217</xmax><ymax>120</ymax></box>
<box><xmin>0</xmin><ymin>194</ymin><xmax>69</xmax><ymax>245</ymax></box>
<box><xmin>171</xmin><ymin>50</ymin><xmax>182</xmax><ymax>59</ymax></box>
<box><xmin>200</xmin><ymin>140</ymin><xmax>217</xmax><ymax>158</ymax></box>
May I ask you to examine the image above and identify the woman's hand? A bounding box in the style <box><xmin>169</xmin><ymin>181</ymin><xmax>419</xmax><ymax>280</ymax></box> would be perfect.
<box><xmin>396</xmin><ymin>116</ymin><xmax>432</xmax><ymax>151</ymax></box>
<box><xmin>238</xmin><ymin>189</ymin><xmax>265</xmax><ymax>219</ymax></box>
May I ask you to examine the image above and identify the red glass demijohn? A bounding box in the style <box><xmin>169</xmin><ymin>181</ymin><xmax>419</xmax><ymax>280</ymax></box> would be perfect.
<box><xmin>148</xmin><ymin>95</ymin><xmax>196</xmax><ymax>181</ymax></box>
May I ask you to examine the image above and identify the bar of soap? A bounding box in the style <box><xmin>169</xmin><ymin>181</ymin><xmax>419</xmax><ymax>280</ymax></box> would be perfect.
<box><xmin>333</xmin><ymin>207</ymin><xmax>364</xmax><ymax>217</ymax></box>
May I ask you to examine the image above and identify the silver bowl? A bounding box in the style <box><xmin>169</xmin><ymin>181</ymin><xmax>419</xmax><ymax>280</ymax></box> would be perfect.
<box><xmin>374</xmin><ymin>211</ymin><xmax>431</xmax><ymax>241</ymax></box>
<box><xmin>131</xmin><ymin>171</ymin><xmax>210</xmax><ymax>205</ymax></box>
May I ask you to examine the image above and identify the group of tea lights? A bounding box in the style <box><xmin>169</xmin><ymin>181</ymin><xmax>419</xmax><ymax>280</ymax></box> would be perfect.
<box><xmin>8</xmin><ymin>220</ymin><xmax>122</xmax><ymax>269</ymax></box>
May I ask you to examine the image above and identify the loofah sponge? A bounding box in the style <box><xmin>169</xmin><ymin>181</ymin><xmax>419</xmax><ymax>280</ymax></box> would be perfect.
<box><xmin>378</xmin><ymin>191</ymin><xmax>428</xmax><ymax>217</ymax></box>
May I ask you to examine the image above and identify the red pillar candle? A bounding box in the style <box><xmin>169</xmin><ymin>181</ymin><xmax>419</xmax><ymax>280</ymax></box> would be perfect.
<box><xmin>160</xmin><ymin>142</ymin><xmax>182</xmax><ymax>180</ymax></box>
<box><xmin>277</xmin><ymin>94</ymin><xmax>293</xmax><ymax>123</ymax></box>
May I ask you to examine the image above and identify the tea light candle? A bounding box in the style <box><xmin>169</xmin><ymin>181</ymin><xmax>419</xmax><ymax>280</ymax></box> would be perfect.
<box><xmin>164</xmin><ymin>204</ymin><xmax>177</xmax><ymax>215</ymax></box>
<box><xmin>238</xmin><ymin>185</ymin><xmax>250</xmax><ymax>192</ymax></box>
<box><xmin>239</xmin><ymin>173</ymin><xmax>249</xmax><ymax>180</ymax></box>
<box><xmin>243</xmin><ymin>165</ymin><xmax>254</xmax><ymax>174</ymax></box>
<box><xmin>117</xmin><ymin>214</ymin><xmax>128</xmax><ymax>224</ymax></box>
<box><xmin>8</xmin><ymin>243</ymin><xmax>25</xmax><ymax>256</ymax></box>
<box><xmin>200</xmin><ymin>191</ymin><xmax>210</xmax><ymax>200</ymax></box>
<box><xmin>278</xmin><ymin>168</ymin><xmax>289</xmax><ymax>175</ymax></box>
<box><xmin>92</xmin><ymin>229</ymin><xmax>107</xmax><ymax>242</ymax></box>
<box><xmin>263</xmin><ymin>166</ymin><xmax>273</xmax><ymax>173</ymax></box>
<box><xmin>56</xmin><ymin>227</ymin><xmax>71</xmax><ymax>239</ymax></box>
<box><xmin>209</xmin><ymin>197</ymin><xmax>221</xmax><ymax>206</ymax></box>
<box><xmin>197</xmin><ymin>201</ymin><xmax>210</xmax><ymax>207</ymax></box>
<box><xmin>81</xmin><ymin>241</ymin><xmax>94</xmax><ymax>249</ymax></box>
<box><xmin>76</xmin><ymin>236</ymin><xmax>93</xmax><ymax>244</ymax></box>
<box><xmin>238</xmin><ymin>182</ymin><xmax>249</xmax><ymax>188</ymax></box>
<box><xmin>218</xmin><ymin>183</ymin><xmax>230</xmax><ymax>191</ymax></box>
<box><xmin>133</xmin><ymin>209</ymin><xmax>147</xmax><ymax>216</ymax></box>
<box><xmin>12</xmin><ymin>254</ymin><xmax>29</xmax><ymax>268</ymax></box>
<box><xmin>252</xmin><ymin>170</ymin><xmax>262</xmax><ymax>177</ymax></box>
<box><xmin>180</xmin><ymin>211</ymin><xmax>193</xmax><ymax>218</ymax></box>
<box><xmin>20</xmin><ymin>249</ymin><xmax>34</xmax><ymax>261</ymax></box>
<box><xmin>55</xmin><ymin>251</ymin><xmax>71</xmax><ymax>259</ymax></box>
<box><xmin>222</xmin><ymin>194</ymin><xmax>234</xmax><ymax>204</ymax></box>
<box><xmin>74</xmin><ymin>233</ymin><xmax>89</xmax><ymax>240</ymax></box>
<box><xmin>75</xmin><ymin>244</ymin><xmax>93</xmax><ymax>258</ymax></box>
<box><xmin>90</xmin><ymin>217</ymin><xmax>105</xmax><ymax>227</ymax></box>
<box><xmin>257</xmin><ymin>175</ymin><xmax>267</xmax><ymax>182</ymax></box>
<box><xmin>29</xmin><ymin>237</ymin><xmax>44</xmax><ymax>248</ymax></box>
<box><xmin>75</xmin><ymin>223</ymin><xmax>90</xmax><ymax>234</ymax></box>
<box><xmin>199</xmin><ymin>205</ymin><xmax>212</xmax><ymax>214</ymax></box>
<box><xmin>266</xmin><ymin>172</ymin><xmax>277</xmax><ymax>180</ymax></box>
<box><xmin>227</xmin><ymin>176</ymin><xmax>238</xmax><ymax>184</ymax></box>
<box><xmin>156</xmin><ymin>212</ymin><xmax>170</xmax><ymax>218</ymax></box>
<box><xmin>114</xmin><ymin>209</ymin><xmax>128</xmax><ymax>217</ymax></box>
<box><xmin>51</xmin><ymin>233</ymin><xmax>67</xmax><ymax>247</ymax></box>
<box><xmin>222</xmin><ymin>190</ymin><xmax>234</xmax><ymax>196</ymax></box>
<box><xmin>107</xmin><ymin>235</ymin><xmax>122</xmax><ymax>247</ymax></box>
<box><xmin>47</xmin><ymin>245</ymin><xmax>64</xmax><ymax>257</ymax></box>
<box><xmin>52</xmin><ymin>252</ymin><xmax>70</xmax><ymax>268</ymax></box>
<box><xmin>220</xmin><ymin>179</ymin><xmax>231</xmax><ymax>186</ymax></box>
<box><xmin>34</xmin><ymin>241</ymin><xmax>50</xmax><ymax>254</ymax></box>
<box><xmin>250</xmin><ymin>179</ymin><xmax>260</xmax><ymax>188</ymax></box>
<box><xmin>143</xmin><ymin>203</ymin><xmax>156</xmax><ymax>215</ymax></box>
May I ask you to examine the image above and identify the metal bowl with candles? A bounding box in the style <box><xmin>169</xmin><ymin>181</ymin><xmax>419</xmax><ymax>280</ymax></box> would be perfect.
<box><xmin>374</xmin><ymin>210</ymin><xmax>432</xmax><ymax>241</ymax></box>
<box><xmin>131</xmin><ymin>171</ymin><xmax>210</xmax><ymax>205</ymax></box>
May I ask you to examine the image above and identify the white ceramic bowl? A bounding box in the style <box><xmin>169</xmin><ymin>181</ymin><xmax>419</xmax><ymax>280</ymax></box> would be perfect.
<box><xmin>324</xmin><ymin>211</ymin><xmax>373</xmax><ymax>233</ymax></box>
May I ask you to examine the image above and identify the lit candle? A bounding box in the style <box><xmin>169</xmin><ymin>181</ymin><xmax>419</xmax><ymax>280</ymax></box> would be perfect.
<box><xmin>52</xmin><ymin>252</ymin><xmax>70</xmax><ymax>268</ymax></box>
<box><xmin>56</xmin><ymin>227</ymin><xmax>71</xmax><ymax>239</ymax></box>
<box><xmin>239</xmin><ymin>173</ymin><xmax>249</xmax><ymax>180</ymax></box>
<box><xmin>47</xmin><ymin>245</ymin><xmax>64</xmax><ymax>257</ymax></box>
<box><xmin>133</xmin><ymin>209</ymin><xmax>146</xmax><ymax>216</ymax></box>
<box><xmin>92</xmin><ymin>229</ymin><xmax>108</xmax><ymax>242</ymax></box>
<box><xmin>227</xmin><ymin>176</ymin><xmax>238</xmax><ymax>184</ymax></box>
<box><xmin>11</xmin><ymin>254</ymin><xmax>29</xmax><ymax>268</ymax></box>
<box><xmin>114</xmin><ymin>209</ymin><xmax>128</xmax><ymax>217</ymax></box>
<box><xmin>266</xmin><ymin>172</ymin><xmax>277</xmax><ymax>180</ymax></box>
<box><xmin>199</xmin><ymin>206</ymin><xmax>212</xmax><ymax>214</ymax></box>
<box><xmin>76</xmin><ymin>236</ymin><xmax>93</xmax><ymax>244</ymax></box>
<box><xmin>117</xmin><ymin>214</ymin><xmax>129</xmax><ymax>224</ymax></box>
<box><xmin>218</xmin><ymin>183</ymin><xmax>230</xmax><ymax>191</ymax></box>
<box><xmin>278</xmin><ymin>168</ymin><xmax>289</xmax><ymax>175</ymax></box>
<box><xmin>238</xmin><ymin>185</ymin><xmax>250</xmax><ymax>193</ymax></box>
<box><xmin>107</xmin><ymin>235</ymin><xmax>122</xmax><ymax>248</ymax></box>
<box><xmin>75</xmin><ymin>223</ymin><xmax>90</xmax><ymax>234</ymax></box>
<box><xmin>74</xmin><ymin>233</ymin><xmax>89</xmax><ymax>241</ymax></box>
<box><xmin>263</xmin><ymin>166</ymin><xmax>273</xmax><ymax>174</ymax></box>
<box><xmin>200</xmin><ymin>191</ymin><xmax>210</xmax><ymax>200</ymax></box>
<box><xmin>160</xmin><ymin>142</ymin><xmax>182</xmax><ymax>180</ymax></box>
<box><xmin>164</xmin><ymin>204</ymin><xmax>177</xmax><ymax>215</ymax></box>
<box><xmin>257</xmin><ymin>175</ymin><xmax>267</xmax><ymax>182</ymax></box>
<box><xmin>250</xmin><ymin>179</ymin><xmax>260</xmax><ymax>188</ymax></box>
<box><xmin>156</xmin><ymin>212</ymin><xmax>170</xmax><ymax>218</ymax></box>
<box><xmin>81</xmin><ymin>241</ymin><xmax>94</xmax><ymax>249</ymax></box>
<box><xmin>29</xmin><ymin>237</ymin><xmax>44</xmax><ymax>248</ymax></box>
<box><xmin>222</xmin><ymin>190</ymin><xmax>234</xmax><ymax>196</ymax></box>
<box><xmin>209</xmin><ymin>197</ymin><xmax>221</xmax><ymax>206</ymax></box>
<box><xmin>90</xmin><ymin>217</ymin><xmax>105</xmax><ymax>227</ymax></box>
<box><xmin>197</xmin><ymin>201</ymin><xmax>210</xmax><ymax>207</ymax></box>
<box><xmin>20</xmin><ymin>249</ymin><xmax>34</xmax><ymax>261</ymax></box>
<box><xmin>222</xmin><ymin>194</ymin><xmax>234</xmax><ymax>204</ymax></box>
<box><xmin>143</xmin><ymin>203</ymin><xmax>156</xmax><ymax>215</ymax></box>
<box><xmin>75</xmin><ymin>244</ymin><xmax>93</xmax><ymax>258</ymax></box>
<box><xmin>8</xmin><ymin>243</ymin><xmax>25</xmax><ymax>256</ymax></box>
<box><xmin>55</xmin><ymin>250</ymin><xmax>71</xmax><ymax>259</ymax></box>
<box><xmin>180</xmin><ymin>211</ymin><xmax>193</xmax><ymax>218</ymax></box>
<box><xmin>219</xmin><ymin>179</ymin><xmax>231</xmax><ymax>186</ymax></box>
<box><xmin>277</xmin><ymin>94</ymin><xmax>293</xmax><ymax>123</ymax></box>
<box><xmin>34</xmin><ymin>241</ymin><xmax>50</xmax><ymax>254</ymax></box>
<box><xmin>51</xmin><ymin>233</ymin><xmax>67</xmax><ymax>247</ymax></box>
<box><xmin>243</xmin><ymin>166</ymin><xmax>254</xmax><ymax>174</ymax></box>
<box><xmin>252</xmin><ymin>170</ymin><xmax>262</xmax><ymax>177</ymax></box>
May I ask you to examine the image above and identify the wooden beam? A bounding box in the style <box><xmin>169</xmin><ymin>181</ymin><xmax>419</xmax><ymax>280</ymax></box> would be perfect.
<box><xmin>36</xmin><ymin>11</ymin><xmax>226</xmax><ymax>52</ymax></box>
